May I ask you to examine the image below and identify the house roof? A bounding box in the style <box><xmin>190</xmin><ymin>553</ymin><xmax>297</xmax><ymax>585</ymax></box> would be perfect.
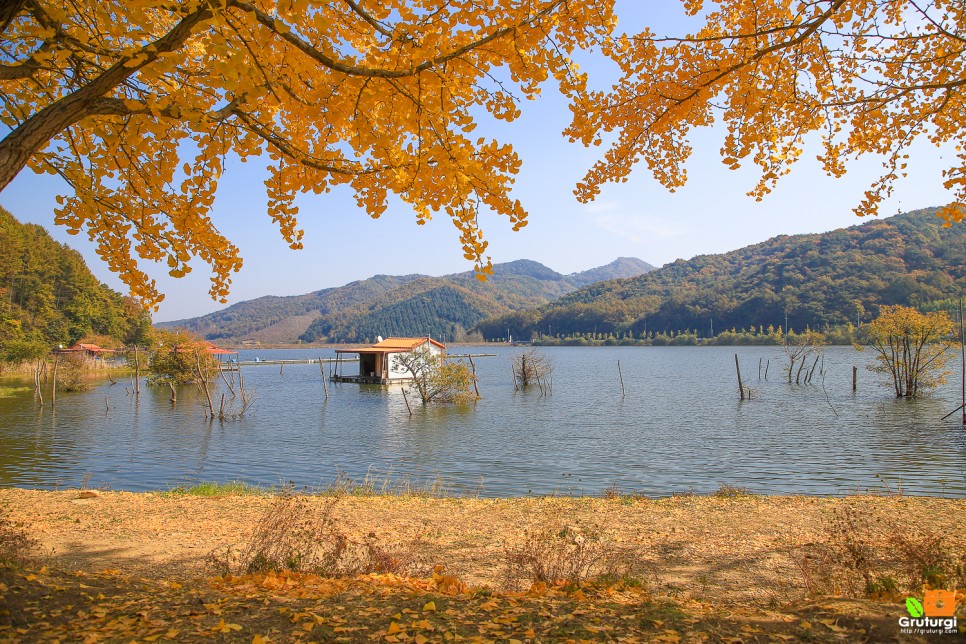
<box><xmin>171</xmin><ymin>341</ymin><xmax>236</xmax><ymax>355</ymax></box>
<box><xmin>62</xmin><ymin>343</ymin><xmax>115</xmax><ymax>353</ymax></box>
<box><xmin>335</xmin><ymin>336</ymin><xmax>445</xmax><ymax>354</ymax></box>
<box><xmin>202</xmin><ymin>341</ymin><xmax>237</xmax><ymax>355</ymax></box>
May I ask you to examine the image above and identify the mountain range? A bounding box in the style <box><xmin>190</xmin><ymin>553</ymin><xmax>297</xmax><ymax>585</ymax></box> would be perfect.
<box><xmin>477</xmin><ymin>208</ymin><xmax>965</xmax><ymax>340</ymax></box>
<box><xmin>159</xmin><ymin>257</ymin><xmax>655</xmax><ymax>343</ymax></box>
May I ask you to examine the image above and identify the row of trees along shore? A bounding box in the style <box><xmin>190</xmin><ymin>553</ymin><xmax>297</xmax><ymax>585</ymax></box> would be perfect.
<box><xmin>9</xmin><ymin>304</ymin><xmax>962</xmax><ymax>410</ymax></box>
<box><xmin>3</xmin><ymin>327</ymin><xmax>255</xmax><ymax>421</ymax></box>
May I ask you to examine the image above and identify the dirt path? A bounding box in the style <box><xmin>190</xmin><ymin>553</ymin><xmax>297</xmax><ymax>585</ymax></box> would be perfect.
<box><xmin>3</xmin><ymin>489</ymin><xmax>964</xmax><ymax>604</ymax></box>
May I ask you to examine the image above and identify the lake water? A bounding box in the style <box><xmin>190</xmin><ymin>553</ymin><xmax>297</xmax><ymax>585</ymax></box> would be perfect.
<box><xmin>1</xmin><ymin>346</ymin><xmax>964</xmax><ymax>497</ymax></box>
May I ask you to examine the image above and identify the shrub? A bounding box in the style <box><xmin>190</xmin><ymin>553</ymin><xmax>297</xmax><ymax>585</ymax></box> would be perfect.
<box><xmin>503</xmin><ymin>523</ymin><xmax>641</xmax><ymax>590</ymax></box>
<box><xmin>0</xmin><ymin>505</ymin><xmax>37</xmax><ymax>567</ymax></box>
<box><xmin>208</xmin><ymin>491</ymin><xmax>404</xmax><ymax>578</ymax></box>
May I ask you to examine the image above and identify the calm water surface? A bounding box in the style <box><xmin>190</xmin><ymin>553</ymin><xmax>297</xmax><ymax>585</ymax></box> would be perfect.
<box><xmin>1</xmin><ymin>346</ymin><xmax>964</xmax><ymax>496</ymax></box>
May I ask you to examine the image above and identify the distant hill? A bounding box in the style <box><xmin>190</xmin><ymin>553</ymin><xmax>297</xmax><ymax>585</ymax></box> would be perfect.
<box><xmin>160</xmin><ymin>258</ymin><xmax>655</xmax><ymax>343</ymax></box>
<box><xmin>476</xmin><ymin>208</ymin><xmax>965</xmax><ymax>340</ymax></box>
<box><xmin>0</xmin><ymin>207</ymin><xmax>150</xmax><ymax>352</ymax></box>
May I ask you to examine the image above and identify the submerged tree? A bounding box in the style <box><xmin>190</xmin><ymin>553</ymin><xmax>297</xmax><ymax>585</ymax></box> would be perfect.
<box><xmin>395</xmin><ymin>345</ymin><xmax>478</xmax><ymax>404</ymax></box>
<box><xmin>147</xmin><ymin>328</ymin><xmax>218</xmax><ymax>402</ymax></box>
<box><xmin>864</xmin><ymin>305</ymin><xmax>955</xmax><ymax>398</ymax></box>
<box><xmin>782</xmin><ymin>330</ymin><xmax>824</xmax><ymax>384</ymax></box>
<box><xmin>512</xmin><ymin>348</ymin><xmax>553</xmax><ymax>391</ymax></box>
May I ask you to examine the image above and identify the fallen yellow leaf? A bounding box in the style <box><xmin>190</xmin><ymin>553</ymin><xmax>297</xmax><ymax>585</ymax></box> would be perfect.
<box><xmin>423</xmin><ymin>601</ymin><xmax>436</xmax><ymax>612</ymax></box>
<box><xmin>213</xmin><ymin>618</ymin><xmax>243</xmax><ymax>633</ymax></box>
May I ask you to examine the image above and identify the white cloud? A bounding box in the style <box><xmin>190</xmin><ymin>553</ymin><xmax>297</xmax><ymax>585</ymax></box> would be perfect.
<box><xmin>585</xmin><ymin>204</ymin><xmax>684</xmax><ymax>243</ymax></box>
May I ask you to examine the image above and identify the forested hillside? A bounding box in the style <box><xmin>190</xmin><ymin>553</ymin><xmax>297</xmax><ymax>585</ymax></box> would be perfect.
<box><xmin>163</xmin><ymin>258</ymin><xmax>654</xmax><ymax>343</ymax></box>
<box><xmin>0</xmin><ymin>208</ymin><xmax>150</xmax><ymax>356</ymax></box>
<box><xmin>477</xmin><ymin>209</ymin><xmax>965</xmax><ymax>340</ymax></box>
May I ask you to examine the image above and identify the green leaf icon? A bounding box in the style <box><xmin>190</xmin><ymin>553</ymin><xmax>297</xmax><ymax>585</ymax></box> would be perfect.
<box><xmin>906</xmin><ymin>597</ymin><xmax>924</xmax><ymax>618</ymax></box>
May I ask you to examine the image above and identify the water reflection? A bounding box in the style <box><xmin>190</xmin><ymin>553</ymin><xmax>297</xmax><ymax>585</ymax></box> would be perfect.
<box><xmin>0</xmin><ymin>346</ymin><xmax>964</xmax><ymax>496</ymax></box>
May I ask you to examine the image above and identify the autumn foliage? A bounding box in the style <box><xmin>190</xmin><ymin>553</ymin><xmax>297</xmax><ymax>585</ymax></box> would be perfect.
<box><xmin>577</xmin><ymin>0</ymin><xmax>966</xmax><ymax>226</ymax></box>
<box><xmin>864</xmin><ymin>304</ymin><xmax>955</xmax><ymax>397</ymax></box>
<box><xmin>1</xmin><ymin>1</ymin><xmax>964</xmax><ymax>307</ymax></box>
<box><xmin>0</xmin><ymin>0</ymin><xmax>615</xmax><ymax>307</ymax></box>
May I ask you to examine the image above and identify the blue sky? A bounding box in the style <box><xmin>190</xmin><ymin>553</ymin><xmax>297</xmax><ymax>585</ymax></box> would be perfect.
<box><xmin>0</xmin><ymin>3</ymin><xmax>956</xmax><ymax>322</ymax></box>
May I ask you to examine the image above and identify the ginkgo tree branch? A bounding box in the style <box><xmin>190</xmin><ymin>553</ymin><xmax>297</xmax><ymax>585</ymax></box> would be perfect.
<box><xmin>342</xmin><ymin>0</ymin><xmax>395</xmax><ymax>41</ymax></box>
<box><xmin>227</xmin><ymin>0</ymin><xmax>568</xmax><ymax>79</ymax></box>
<box><xmin>0</xmin><ymin>0</ymin><xmax>26</xmax><ymax>35</ymax></box>
<box><xmin>655</xmin><ymin>0</ymin><xmax>848</xmax><ymax>124</ymax></box>
<box><xmin>0</xmin><ymin>0</ymin><xmax>619</xmax><ymax>306</ymax></box>
<box><xmin>575</xmin><ymin>0</ymin><xmax>966</xmax><ymax>226</ymax></box>
<box><xmin>0</xmin><ymin>4</ymin><xmax>213</xmax><ymax>192</ymax></box>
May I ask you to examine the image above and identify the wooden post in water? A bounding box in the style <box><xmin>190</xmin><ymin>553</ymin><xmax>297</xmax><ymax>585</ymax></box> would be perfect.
<box><xmin>468</xmin><ymin>356</ymin><xmax>480</xmax><ymax>398</ymax></box>
<box><xmin>402</xmin><ymin>386</ymin><xmax>413</xmax><ymax>416</ymax></box>
<box><xmin>758</xmin><ymin>357</ymin><xmax>762</xmax><ymax>380</ymax></box>
<box><xmin>764</xmin><ymin>359</ymin><xmax>769</xmax><ymax>380</ymax></box>
<box><xmin>617</xmin><ymin>360</ymin><xmax>625</xmax><ymax>397</ymax></box>
<box><xmin>852</xmin><ymin>366</ymin><xmax>857</xmax><ymax>393</ymax></box>
<box><xmin>961</xmin><ymin>298</ymin><xmax>965</xmax><ymax>425</ymax></box>
<box><xmin>34</xmin><ymin>359</ymin><xmax>43</xmax><ymax>407</ymax></box>
<box><xmin>319</xmin><ymin>357</ymin><xmax>328</xmax><ymax>401</ymax></box>
<box><xmin>735</xmin><ymin>354</ymin><xmax>745</xmax><ymax>400</ymax></box>
<box><xmin>51</xmin><ymin>355</ymin><xmax>58</xmax><ymax>406</ymax></box>
<box><xmin>133</xmin><ymin>345</ymin><xmax>141</xmax><ymax>396</ymax></box>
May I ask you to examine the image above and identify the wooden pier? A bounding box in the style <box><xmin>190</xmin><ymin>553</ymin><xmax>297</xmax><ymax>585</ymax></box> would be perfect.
<box><xmin>220</xmin><ymin>353</ymin><xmax>495</xmax><ymax>374</ymax></box>
<box><xmin>220</xmin><ymin>357</ymin><xmax>354</xmax><ymax>370</ymax></box>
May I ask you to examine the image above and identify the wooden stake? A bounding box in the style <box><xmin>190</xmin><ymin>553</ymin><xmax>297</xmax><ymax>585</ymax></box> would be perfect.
<box><xmin>51</xmin><ymin>355</ymin><xmax>58</xmax><ymax>406</ymax></box>
<box><xmin>852</xmin><ymin>366</ymin><xmax>857</xmax><ymax>393</ymax></box>
<box><xmin>402</xmin><ymin>386</ymin><xmax>413</xmax><ymax>416</ymax></box>
<box><xmin>758</xmin><ymin>357</ymin><xmax>762</xmax><ymax>380</ymax></box>
<box><xmin>320</xmin><ymin>357</ymin><xmax>328</xmax><ymax>401</ymax></box>
<box><xmin>735</xmin><ymin>354</ymin><xmax>745</xmax><ymax>400</ymax></box>
<box><xmin>764</xmin><ymin>359</ymin><xmax>769</xmax><ymax>379</ymax></box>
<box><xmin>105</xmin><ymin>396</ymin><xmax>109</xmax><ymax>415</ymax></box>
<box><xmin>133</xmin><ymin>345</ymin><xmax>141</xmax><ymax>396</ymax></box>
<box><xmin>34</xmin><ymin>359</ymin><xmax>43</xmax><ymax>407</ymax></box>
<box><xmin>617</xmin><ymin>359</ymin><xmax>625</xmax><ymax>397</ymax></box>
<box><xmin>960</xmin><ymin>298</ymin><xmax>965</xmax><ymax>425</ymax></box>
<box><xmin>468</xmin><ymin>355</ymin><xmax>480</xmax><ymax>398</ymax></box>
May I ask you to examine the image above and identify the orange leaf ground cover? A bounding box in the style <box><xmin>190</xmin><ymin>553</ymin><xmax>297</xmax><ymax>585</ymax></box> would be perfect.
<box><xmin>1</xmin><ymin>489</ymin><xmax>964</xmax><ymax>641</ymax></box>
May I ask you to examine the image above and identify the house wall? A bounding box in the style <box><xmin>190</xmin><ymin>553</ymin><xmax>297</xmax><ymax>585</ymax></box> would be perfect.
<box><xmin>386</xmin><ymin>343</ymin><xmax>443</xmax><ymax>381</ymax></box>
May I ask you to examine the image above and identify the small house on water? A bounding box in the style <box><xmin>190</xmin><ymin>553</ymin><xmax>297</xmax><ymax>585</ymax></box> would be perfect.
<box><xmin>332</xmin><ymin>337</ymin><xmax>445</xmax><ymax>384</ymax></box>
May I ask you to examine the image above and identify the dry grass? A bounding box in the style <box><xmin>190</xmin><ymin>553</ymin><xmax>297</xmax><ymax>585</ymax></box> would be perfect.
<box><xmin>0</xmin><ymin>504</ymin><xmax>37</xmax><ymax>567</ymax></box>
<box><xmin>207</xmin><ymin>491</ymin><xmax>406</xmax><ymax>578</ymax></box>
<box><xmin>795</xmin><ymin>504</ymin><xmax>966</xmax><ymax>600</ymax></box>
<box><xmin>502</xmin><ymin>522</ymin><xmax>643</xmax><ymax>590</ymax></box>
